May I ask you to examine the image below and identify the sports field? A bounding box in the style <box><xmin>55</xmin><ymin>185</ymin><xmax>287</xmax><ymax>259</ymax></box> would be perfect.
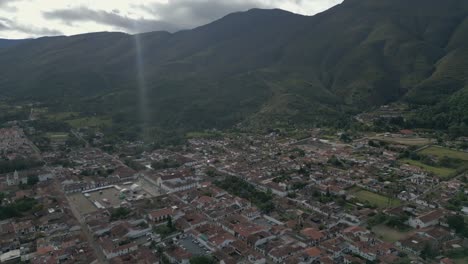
<box><xmin>400</xmin><ymin>159</ymin><xmax>455</xmax><ymax>178</ymax></box>
<box><xmin>372</xmin><ymin>224</ymin><xmax>410</xmax><ymax>242</ymax></box>
<box><xmin>349</xmin><ymin>187</ymin><xmax>401</xmax><ymax>208</ymax></box>
<box><xmin>419</xmin><ymin>146</ymin><xmax>468</xmax><ymax>161</ymax></box>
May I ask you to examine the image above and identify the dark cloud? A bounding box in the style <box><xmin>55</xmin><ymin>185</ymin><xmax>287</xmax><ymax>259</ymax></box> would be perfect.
<box><xmin>43</xmin><ymin>7</ymin><xmax>180</xmax><ymax>33</ymax></box>
<box><xmin>0</xmin><ymin>17</ymin><xmax>62</xmax><ymax>36</ymax></box>
<box><xmin>42</xmin><ymin>0</ymin><xmax>272</xmax><ymax>34</ymax></box>
<box><xmin>138</xmin><ymin>0</ymin><xmax>269</xmax><ymax>28</ymax></box>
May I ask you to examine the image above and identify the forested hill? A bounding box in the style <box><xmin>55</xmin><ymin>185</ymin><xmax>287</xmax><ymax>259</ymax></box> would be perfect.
<box><xmin>0</xmin><ymin>0</ymin><xmax>467</xmax><ymax>134</ymax></box>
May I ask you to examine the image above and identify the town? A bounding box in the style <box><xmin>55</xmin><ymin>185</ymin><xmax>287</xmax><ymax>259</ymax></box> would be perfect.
<box><xmin>0</xmin><ymin>111</ymin><xmax>467</xmax><ymax>264</ymax></box>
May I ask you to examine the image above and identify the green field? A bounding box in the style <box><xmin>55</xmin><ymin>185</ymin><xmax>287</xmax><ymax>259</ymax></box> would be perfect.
<box><xmin>46</xmin><ymin>112</ymin><xmax>80</xmax><ymax>121</ymax></box>
<box><xmin>370</xmin><ymin>135</ymin><xmax>434</xmax><ymax>146</ymax></box>
<box><xmin>400</xmin><ymin>159</ymin><xmax>456</xmax><ymax>178</ymax></box>
<box><xmin>420</xmin><ymin>146</ymin><xmax>468</xmax><ymax>161</ymax></box>
<box><xmin>67</xmin><ymin>117</ymin><xmax>112</xmax><ymax>128</ymax></box>
<box><xmin>350</xmin><ymin>187</ymin><xmax>401</xmax><ymax>208</ymax></box>
<box><xmin>454</xmin><ymin>257</ymin><xmax>468</xmax><ymax>264</ymax></box>
<box><xmin>372</xmin><ymin>224</ymin><xmax>410</xmax><ymax>242</ymax></box>
<box><xmin>46</xmin><ymin>132</ymin><xmax>69</xmax><ymax>141</ymax></box>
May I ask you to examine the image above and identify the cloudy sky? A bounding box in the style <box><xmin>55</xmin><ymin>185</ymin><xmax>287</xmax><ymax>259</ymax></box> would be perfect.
<box><xmin>0</xmin><ymin>0</ymin><xmax>343</xmax><ymax>39</ymax></box>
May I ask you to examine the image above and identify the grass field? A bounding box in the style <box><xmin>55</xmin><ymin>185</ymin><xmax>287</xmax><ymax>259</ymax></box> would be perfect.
<box><xmin>45</xmin><ymin>132</ymin><xmax>69</xmax><ymax>142</ymax></box>
<box><xmin>67</xmin><ymin>117</ymin><xmax>112</xmax><ymax>129</ymax></box>
<box><xmin>454</xmin><ymin>258</ymin><xmax>468</xmax><ymax>264</ymax></box>
<box><xmin>420</xmin><ymin>146</ymin><xmax>468</xmax><ymax>161</ymax></box>
<box><xmin>349</xmin><ymin>187</ymin><xmax>401</xmax><ymax>208</ymax></box>
<box><xmin>400</xmin><ymin>159</ymin><xmax>455</xmax><ymax>178</ymax></box>
<box><xmin>46</xmin><ymin>112</ymin><xmax>80</xmax><ymax>121</ymax></box>
<box><xmin>372</xmin><ymin>224</ymin><xmax>410</xmax><ymax>242</ymax></box>
<box><xmin>370</xmin><ymin>135</ymin><xmax>433</xmax><ymax>146</ymax></box>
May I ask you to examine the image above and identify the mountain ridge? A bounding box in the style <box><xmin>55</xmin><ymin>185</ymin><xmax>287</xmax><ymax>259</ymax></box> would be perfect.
<box><xmin>0</xmin><ymin>1</ymin><xmax>467</xmax><ymax>135</ymax></box>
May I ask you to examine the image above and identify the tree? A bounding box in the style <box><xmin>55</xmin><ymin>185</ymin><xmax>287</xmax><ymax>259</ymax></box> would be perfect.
<box><xmin>205</xmin><ymin>167</ymin><xmax>217</xmax><ymax>177</ymax></box>
<box><xmin>340</xmin><ymin>133</ymin><xmax>352</xmax><ymax>143</ymax></box>
<box><xmin>166</xmin><ymin>216</ymin><xmax>174</xmax><ymax>230</ymax></box>
<box><xmin>110</xmin><ymin>207</ymin><xmax>131</xmax><ymax>220</ymax></box>
<box><xmin>27</xmin><ymin>175</ymin><xmax>39</xmax><ymax>186</ymax></box>
<box><xmin>190</xmin><ymin>256</ymin><xmax>215</xmax><ymax>264</ymax></box>
<box><xmin>447</xmin><ymin>215</ymin><xmax>465</xmax><ymax>234</ymax></box>
<box><xmin>420</xmin><ymin>243</ymin><xmax>437</xmax><ymax>260</ymax></box>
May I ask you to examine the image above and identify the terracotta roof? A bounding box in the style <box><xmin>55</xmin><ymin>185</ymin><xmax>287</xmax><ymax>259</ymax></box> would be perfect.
<box><xmin>419</xmin><ymin>209</ymin><xmax>445</xmax><ymax>224</ymax></box>
<box><xmin>148</xmin><ymin>208</ymin><xmax>173</xmax><ymax>219</ymax></box>
<box><xmin>343</xmin><ymin>225</ymin><xmax>367</xmax><ymax>234</ymax></box>
<box><xmin>301</xmin><ymin>227</ymin><xmax>325</xmax><ymax>241</ymax></box>
<box><xmin>440</xmin><ymin>257</ymin><xmax>454</xmax><ymax>264</ymax></box>
<box><xmin>304</xmin><ymin>247</ymin><xmax>322</xmax><ymax>257</ymax></box>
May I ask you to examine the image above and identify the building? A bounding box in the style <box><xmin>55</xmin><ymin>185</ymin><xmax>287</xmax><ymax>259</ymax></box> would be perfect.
<box><xmin>408</xmin><ymin>210</ymin><xmax>445</xmax><ymax>229</ymax></box>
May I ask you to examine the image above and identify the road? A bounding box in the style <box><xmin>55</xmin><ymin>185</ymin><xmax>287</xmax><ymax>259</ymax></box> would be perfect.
<box><xmin>413</xmin><ymin>171</ymin><xmax>467</xmax><ymax>201</ymax></box>
<box><xmin>71</xmin><ymin>129</ymin><xmax>90</xmax><ymax>148</ymax></box>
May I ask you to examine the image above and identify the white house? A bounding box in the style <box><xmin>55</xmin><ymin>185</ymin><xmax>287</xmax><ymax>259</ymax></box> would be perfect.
<box><xmin>408</xmin><ymin>209</ymin><xmax>445</xmax><ymax>229</ymax></box>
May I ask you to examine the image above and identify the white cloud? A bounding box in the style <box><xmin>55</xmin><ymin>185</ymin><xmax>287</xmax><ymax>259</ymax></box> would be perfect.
<box><xmin>0</xmin><ymin>0</ymin><xmax>343</xmax><ymax>39</ymax></box>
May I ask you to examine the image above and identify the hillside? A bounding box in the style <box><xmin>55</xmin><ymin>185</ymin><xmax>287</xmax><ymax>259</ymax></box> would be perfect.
<box><xmin>0</xmin><ymin>39</ymin><xmax>30</xmax><ymax>48</ymax></box>
<box><xmin>0</xmin><ymin>0</ymin><xmax>467</xmax><ymax>136</ymax></box>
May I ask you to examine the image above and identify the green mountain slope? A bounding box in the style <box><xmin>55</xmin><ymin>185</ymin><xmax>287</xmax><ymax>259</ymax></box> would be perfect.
<box><xmin>0</xmin><ymin>0</ymin><xmax>467</xmax><ymax>134</ymax></box>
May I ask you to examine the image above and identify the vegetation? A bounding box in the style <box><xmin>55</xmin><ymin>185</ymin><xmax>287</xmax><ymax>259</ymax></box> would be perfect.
<box><xmin>350</xmin><ymin>187</ymin><xmax>401</xmax><ymax>208</ymax></box>
<box><xmin>151</xmin><ymin>159</ymin><xmax>181</xmax><ymax>170</ymax></box>
<box><xmin>66</xmin><ymin>116</ymin><xmax>112</xmax><ymax>129</ymax></box>
<box><xmin>0</xmin><ymin>197</ymin><xmax>39</xmax><ymax>220</ymax></box>
<box><xmin>0</xmin><ymin>158</ymin><xmax>44</xmax><ymax>174</ymax></box>
<box><xmin>110</xmin><ymin>207</ymin><xmax>131</xmax><ymax>221</ymax></box>
<box><xmin>215</xmin><ymin>176</ymin><xmax>274</xmax><ymax>213</ymax></box>
<box><xmin>372</xmin><ymin>224</ymin><xmax>410</xmax><ymax>243</ymax></box>
<box><xmin>190</xmin><ymin>256</ymin><xmax>216</xmax><ymax>264</ymax></box>
<box><xmin>447</xmin><ymin>215</ymin><xmax>468</xmax><ymax>238</ymax></box>
<box><xmin>400</xmin><ymin>159</ymin><xmax>455</xmax><ymax>178</ymax></box>
<box><xmin>419</xmin><ymin>146</ymin><xmax>468</xmax><ymax>161</ymax></box>
<box><xmin>154</xmin><ymin>217</ymin><xmax>177</xmax><ymax>238</ymax></box>
<box><xmin>399</xmin><ymin>147</ymin><xmax>468</xmax><ymax>178</ymax></box>
<box><xmin>124</xmin><ymin>158</ymin><xmax>146</xmax><ymax>171</ymax></box>
<box><xmin>445</xmin><ymin>191</ymin><xmax>468</xmax><ymax>212</ymax></box>
<box><xmin>26</xmin><ymin>175</ymin><xmax>39</xmax><ymax>186</ymax></box>
<box><xmin>1</xmin><ymin>0</ymin><xmax>468</xmax><ymax>137</ymax></box>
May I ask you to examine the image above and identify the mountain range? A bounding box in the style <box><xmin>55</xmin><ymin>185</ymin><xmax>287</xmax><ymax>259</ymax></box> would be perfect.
<box><xmin>1</xmin><ymin>0</ymin><xmax>467</xmax><ymax>135</ymax></box>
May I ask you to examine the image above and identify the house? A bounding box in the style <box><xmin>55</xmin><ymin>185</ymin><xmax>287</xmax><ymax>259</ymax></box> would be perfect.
<box><xmin>301</xmin><ymin>247</ymin><xmax>323</xmax><ymax>263</ymax></box>
<box><xmin>148</xmin><ymin>208</ymin><xmax>173</xmax><ymax>222</ymax></box>
<box><xmin>400</xmin><ymin>130</ymin><xmax>414</xmax><ymax>136</ymax></box>
<box><xmin>417</xmin><ymin>227</ymin><xmax>454</xmax><ymax>243</ymax></box>
<box><xmin>440</xmin><ymin>258</ymin><xmax>454</xmax><ymax>264</ymax></box>
<box><xmin>396</xmin><ymin>234</ymin><xmax>435</xmax><ymax>255</ymax></box>
<box><xmin>0</xmin><ymin>249</ymin><xmax>21</xmax><ymax>263</ymax></box>
<box><xmin>164</xmin><ymin>246</ymin><xmax>192</xmax><ymax>264</ymax></box>
<box><xmin>99</xmin><ymin>237</ymin><xmax>138</xmax><ymax>259</ymax></box>
<box><xmin>341</xmin><ymin>225</ymin><xmax>371</xmax><ymax>241</ymax></box>
<box><xmin>268</xmin><ymin>244</ymin><xmax>301</xmax><ymax>263</ymax></box>
<box><xmin>246</xmin><ymin>231</ymin><xmax>275</xmax><ymax>248</ymax></box>
<box><xmin>408</xmin><ymin>209</ymin><xmax>445</xmax><ymax>229</ymax></box>
<box><xmin>13</xmin><ymin>220</ymin><xmax>36</xmax><ymax>235</ymax></box>
<box><xmin>300</xmin><ymin>228</ymin><xmax>325</xmax><ymax>245</ymax></box>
